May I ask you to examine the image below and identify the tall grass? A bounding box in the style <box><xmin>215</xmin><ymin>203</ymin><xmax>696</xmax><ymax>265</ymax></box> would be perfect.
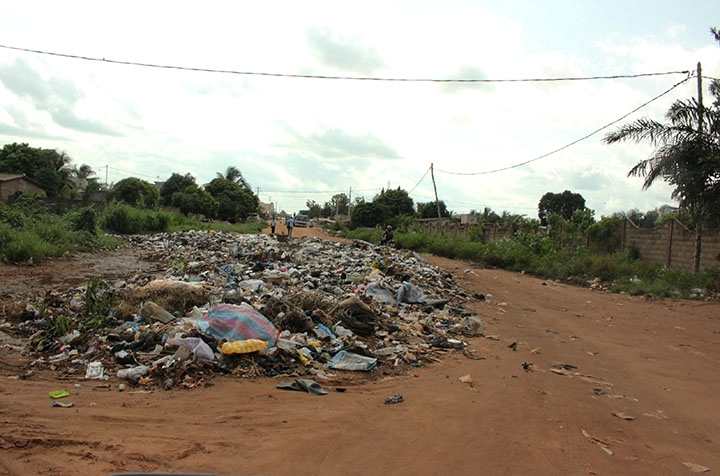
<box><xmin>391</xmin><ymin>229</ymin><xmax>719</xmax><ymax>299</ymax></box>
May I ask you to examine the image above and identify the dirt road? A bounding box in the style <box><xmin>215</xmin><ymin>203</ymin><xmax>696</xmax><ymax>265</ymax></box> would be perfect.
<box><xmin>1</xmin><ymin>225</ymin><xmax>719</xmax><ymax>475</ymax></box>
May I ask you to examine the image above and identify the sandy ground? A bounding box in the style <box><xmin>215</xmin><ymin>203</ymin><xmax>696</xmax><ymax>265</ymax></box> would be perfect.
<box><xmin>1</xmin><ymin>224</ymin><xmax>719</xmax><ymax>475</ymax></box>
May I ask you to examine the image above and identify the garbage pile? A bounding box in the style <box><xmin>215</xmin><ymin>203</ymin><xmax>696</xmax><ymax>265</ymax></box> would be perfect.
<box><xmin>2</xmin><ymin>231</ymin><xmax>485</xmax><ymax>390</ymax></box>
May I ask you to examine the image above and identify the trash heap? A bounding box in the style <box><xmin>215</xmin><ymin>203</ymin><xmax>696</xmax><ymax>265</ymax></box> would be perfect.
<box><xmin>3</xmin><ymin>231</ymin><xmax>485</xmax><ymax>390</ymax></box>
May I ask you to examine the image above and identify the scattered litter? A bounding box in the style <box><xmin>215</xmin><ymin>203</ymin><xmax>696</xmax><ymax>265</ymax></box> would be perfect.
<box><xmin>51</xmin><ymin>401</ymin><xmax>75</xmax><ymax>408</ymax></box>
<box><xmin>85</xmin><ymin>361</ymin><xmax>105</xmax><ymax>379</ymax></box>
<box><xmin>221</xmin><ymin>339</ymin><xmax>269</xmax><ymax>354</ymax></box>
<box><xmin>612</xmin><ymin>412</ymin><xmax>636</xmax><ymax>421</ymax></box>
<box><xmin>550</xmin><ymin>363</ymin><xmax>578</xmax><ymax>371</ymax></box>
<box><xmin>385</xmin><ymin>394</ymin><xmax>404</xmax><ymax>404</ymax></box>
<box><xmin>581</xmin><ymin>428</ymin><xmax>613</xmax><ymax>455</ymax></box>
<box><xmin>276</xmin><ymin>378</ymin><xmax>327</xmax><ymax>396</ymax></box>
<box><xmin>459</xmin><ymin>374</ymin><xmax>473</xmax><ymax>384</ymax></box>
<box><xmin>330</xmin><ymin>350</ymin><xmax>378</xmax><ymax>371</ymax></box>
<box><xmin>682</xmin><ymin>462</ymin><xmax>710</xmax><ymax>473</ymax></box>
<box><xmin>522</xmin><ymin>362</ymin><xmax>534</xmax><ymax>372</ymax></box>
<box><xmin>48</xmin><ymin>389</ymin><xmax>70</xmax><ymax>399</ymax></box>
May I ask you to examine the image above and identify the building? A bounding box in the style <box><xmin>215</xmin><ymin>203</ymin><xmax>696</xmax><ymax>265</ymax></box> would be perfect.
<box><xmin>0</xmin><ymin>174</ymin><xmax>44</xmax><ymax>203</ymax></box>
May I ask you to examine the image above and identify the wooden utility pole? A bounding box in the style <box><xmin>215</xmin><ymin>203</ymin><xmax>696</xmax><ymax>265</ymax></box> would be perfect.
<box><xmin>430</xmin><ymin>163</ymin><xmax>441</xmax><ymax>218</ymax></box>
<box><xmin>693</xmin><ymin>62</ymin><xmax>703</xmax><ymax>272</ymax></box>
<box><xmin>697</xmin><ymin>62</ymin><xmax>704</xmax><ymax>134</ymax></box>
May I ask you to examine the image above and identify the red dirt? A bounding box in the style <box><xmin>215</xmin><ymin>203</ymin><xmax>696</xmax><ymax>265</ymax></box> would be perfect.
<box><xmin>1</xmin><ymin>224</ymin><xmax>719</xmax><ymax>475</ymax></box>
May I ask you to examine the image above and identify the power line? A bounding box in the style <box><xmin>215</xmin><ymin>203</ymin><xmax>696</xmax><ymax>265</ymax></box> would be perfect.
<box><xmin>407</xmin><ymin>166</ymin><xmax>431</xmax><ymax>194</ymax></box>
<box><xmin>0</xmin><ymin>43</ymin><xmax>690</xmax><ymax>83</ymax></box>
<box><xmin>436</xmin><ymin>74</ymin><xmax>693</xmax><ymax>176</ymax></box>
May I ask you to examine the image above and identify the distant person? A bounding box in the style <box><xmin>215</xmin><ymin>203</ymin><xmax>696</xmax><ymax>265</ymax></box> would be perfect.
<box><xmin>287</xmin><ymin>215</ymin><xmax>294</xmax><ymax>237</ymax></box>
<box><xmin>380</xmin><ymin>225</ymin><xmax>394</xmax><ymax>245</ymax></box>
<box><xmin>270</xmin><ymin>216</ymin><xmax>276</xmax><ymax>235</ymax></box>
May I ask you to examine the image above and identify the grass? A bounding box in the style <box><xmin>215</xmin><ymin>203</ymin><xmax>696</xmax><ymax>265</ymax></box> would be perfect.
<box><xmin>0</xmin><ymin>200</ymin><xmax>265</xmax><ymax>264</ymax></box>
<box><xmin>379</xmin><ymin>228</ymin><xmax>718</xmax><ymax>299</ymax></box>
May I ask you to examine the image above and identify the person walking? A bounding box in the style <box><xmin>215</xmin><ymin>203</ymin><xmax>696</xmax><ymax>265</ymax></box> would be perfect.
<box><xmin>286</xmin><ymin>215</ymin><xmax>294</xmax><ymax>237</ymax></box>
<box><xmin>270</xmin><ymin>216</ymin><xmax>276</xmax><ymax>235</ymax></box>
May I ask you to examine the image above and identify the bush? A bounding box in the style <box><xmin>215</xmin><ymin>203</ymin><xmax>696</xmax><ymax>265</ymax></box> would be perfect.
<box><xmin>66</xmin><ymin>206</ymin><xmax>97</xmax><ymax>235</ymax></box>
<box><xmin>100</xmin><ymin>202</ymin><xmax>171</xmax><ymax>234</ymax></box>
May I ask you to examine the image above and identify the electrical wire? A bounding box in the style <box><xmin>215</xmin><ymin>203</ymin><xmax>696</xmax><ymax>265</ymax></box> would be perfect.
<box><xmin>436</xmin><ymin>74</ymin><xmax>693</xmax><ymax>176</ymax></box>
<box><xmin>407</xmin><ymin>166</ymin><xmax>431</xmax><ymax>194</ymax></box>
<box><xmin>0</xmin><ymin>43</ymin><xmax>690</xmax><ymax>83</ymax></box>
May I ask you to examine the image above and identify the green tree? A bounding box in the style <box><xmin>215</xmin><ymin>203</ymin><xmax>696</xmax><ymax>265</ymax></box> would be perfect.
<box><xmin>604</xmin><ymin>88</ymin><xmax>720</xmax><ymax>271</ymax></box>
<box><xmin>173</xmin><ymin>185</ymin><xmax>218</xmax><ymax>217</ymax></box>
<box><xmin>538</xmin><ymin>190</ymin><xmax>586</xmax><ymax>226</ymax></box>
<box><xmin>205</xmin><ymin>178</ymin><xmax>258</xmax><ymax>222</ymax></box>
<box><xmin>217</xmin><ymin>166</ymin><xmax>250</xmax><ymax>189</ymax></box>
<box><xmin>325</xmin><ymin>193</ymin><xmax>350</xmax><ymax>217</ymax></box>
<box><xmin>351</xmin><ymin>201</ymin><xmax>387</xmax><ymax>228</ymax></box>
<box><xmin>416</xmin><ymin>201</ymin><xmax>450</xmax><ymax>218</ymax></box>
<box><xmin>0</xmin><ymin>143</ymin><xmax>76</xmax><ymax>198</ymax></box>
<box><xmin>306</xmin><ymin>200</ymin><xmax>323</xmax><ymax>219</ymax></box>
<box><xmin>108</xmin><ymin>177</ymin><xmax>160</xmax><ymax>209</ymax></box>
<box><xmin>160</xmin><ymin>173</ymin><xmax>197</xmax><ymax>206</ymax></box>
<box><xmin>373</xmin><ymin>187</ymin><xmax>414</xmax><ymax>218</ymax></box>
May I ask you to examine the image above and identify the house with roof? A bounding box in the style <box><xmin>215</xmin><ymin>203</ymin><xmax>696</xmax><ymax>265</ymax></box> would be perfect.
<box><xmin>0</xmin><ymin>174</ymin><xmax>45</xmax><ymax>203</ymax></box>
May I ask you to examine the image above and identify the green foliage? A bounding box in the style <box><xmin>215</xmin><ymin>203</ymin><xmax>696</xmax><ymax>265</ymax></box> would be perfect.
<box><xmin>351</xmin><ymin>201</ymin><xmax>387</xmax><ymax>228</ymax></box>
<box><xmin>65</xmin><ymin>206</ymin><xmax>98</xmax><ymax>235</ymax></box>
<box><xmin>100</xmin><ymin>202</ymin><xmax>171</xmax><ymax>234</ymax></box>
<box><xmin>167</xmin><ymin>215</ymin><xmax>265</xmax><ymax>234</ymax></box>
<box><xmin>0</xmin><ymin>202</ymin><xmax>25</xmax><ymax>228</ymax></box>
<box><xmin>417</xmin><ymin>201</ymin><xmax>450</xmax><ymax>219</ymax></box>
<box><xmin>586</xmin><ymin>214</ymin><xmax>622</xmax><ymax>253</ymax></box>
<box><xmin>0</xmin><ymin>199</ymin><xmax>117</xmax><ymax>263</ymax></box>
<box><xmin>391</xmin><ymin>225</ymin><xmax>719</xmax><ymax>298</ymax></box>
<box><xmin>538</xmin><ymin>190</ymin><xmax>586</xmax><ymax>225</ymax></box>
<box><xmin>173</xmin><ymin>185</ymin><xmax>219</xmax><ymax>218</ymax></box>
<box><xmin>205</xmin><ymin>178</ymin><xmax>258</xmax><ymax>222</ymax></box>
<box><xmin>374</xmin><ymin>187</ymin><xmax>414</xmax><ymax>218</ymax></box>
<box><xmin>108</xmin><ymin>177</ymin><xmax>160</xmax><ymax>209</ymax></box>
<box><xmin>341</xmin><ymin>227</ymin><xmax>384</xmax><ymax>243</ymax></box>
<box><xmin>80</xmin><ymin>278</ymin><xmax>115</xmax><ymax>329</ymax></box>
<box><xmin>160</xmin><ymin>173</ymin><xmax>196</xmax><ymax>206</ymax></box>
<box><xmin>0</xmin><ymin>142</ymin><xmax>73</xmax><ymax>198</ymax></box>
<box><xmin>322</xmin><ymin>193</ymin><xmax>350</xmax><ymax>217</ymax></box>
<box><xmin>306</xmin><ymin>200</ymin><xmax>323</xmax><ymax>218</ymax></box>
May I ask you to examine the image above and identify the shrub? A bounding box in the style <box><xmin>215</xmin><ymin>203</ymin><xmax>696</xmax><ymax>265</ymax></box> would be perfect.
<box><xmin>100</xmin><ymin>202</ymin><xmax>171</xmax><ymax>234</ymax></box>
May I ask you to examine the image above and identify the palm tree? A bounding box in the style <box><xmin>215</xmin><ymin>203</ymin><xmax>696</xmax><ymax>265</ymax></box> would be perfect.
<box><xmin>604</xmin><ymin>97</ymin><xmax>720</xmax><ymax>272</ymax></box>
<box><xmin>216</xmin><ymin>166</ymin><xmax>250</xmax><ymax>189</ymax></box>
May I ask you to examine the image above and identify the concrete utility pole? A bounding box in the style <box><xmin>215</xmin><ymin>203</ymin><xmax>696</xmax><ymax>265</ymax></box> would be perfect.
<box><xmin>430</xmin><ymin>163</ymin><xmax>441</xmax><ymax>218</ymax></box>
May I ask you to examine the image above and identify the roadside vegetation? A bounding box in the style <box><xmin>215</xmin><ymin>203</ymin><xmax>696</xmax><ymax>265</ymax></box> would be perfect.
<box><xmin>338</xmin><ymin>215</ymin><xmax>720</xmax><ymax>300</ymax></box>
<box><xmin>0</xmin><ymin>198</ymin><xmax>264</xmax><ymax>265</ymax></box>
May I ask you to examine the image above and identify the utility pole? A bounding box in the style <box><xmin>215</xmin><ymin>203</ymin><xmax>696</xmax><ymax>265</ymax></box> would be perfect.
<box><xmin>348</xmin><ymin>186</ymin><xmax>352</xmax><ymax>216</ymax></box>
<box><xmin>105</xmin><ymin>164</ymin><xmax>108</xmax><ymax>186</ymax></box>
<box><xmin>693</xmin><ymin>62</ymin><xmax>704</xmax><ymax>273</ymax></box>
<box><xmin>697</xmin><ymin>62</ymin><xmax>704</xmax><ymax>134</ymax></box>
<box><xmin>430</xmin><ymin>163</ymin><xmax>441</xmax><ymax>219</ymax></box>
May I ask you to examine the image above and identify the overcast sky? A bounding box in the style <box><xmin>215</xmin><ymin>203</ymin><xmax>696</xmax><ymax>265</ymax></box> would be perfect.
<box><xmin>1</xmin><ymin>1</ymin><xmax>720</xmax><ymax>218</ymax></box>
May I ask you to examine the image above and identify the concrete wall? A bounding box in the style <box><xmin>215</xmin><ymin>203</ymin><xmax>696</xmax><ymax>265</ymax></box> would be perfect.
<box><xmin>621</xmin><ymin>219</ymin><xmax>720</xmax><ymax>271</ymax></box>
<box><xmin>419</xmin><ymin>218</ymin><xmax>720</xmax><ymax>271</ymax></box>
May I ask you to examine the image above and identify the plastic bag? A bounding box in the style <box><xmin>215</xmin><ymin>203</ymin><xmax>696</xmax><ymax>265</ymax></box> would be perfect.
<box><xmin>198</xmin><ymin>302</ymin><xmax>277</xmax><ymax>345</ymax></box>
<box><xmin>167</xmin><ymin>337</ymin><xmax>215</xmax><ymax>363</ymax></box>
<box><xmin>329</xmin><ymin>350</ymin><xmax>377</xmax><ymax>371</ymax></box>
<box><xmin>221</xmin><ymin>339</ymin><xmax>269</xmax><ymax>354</ymax></box>
<box><xmin>396</xmin><ymin>282</ymin><xmax>424</xmax><ymax>304</ymax></box>
<box><xmin>364</xmin><ymin>281</ymin><xmax>395</xmax><ymax>304</ymax></box>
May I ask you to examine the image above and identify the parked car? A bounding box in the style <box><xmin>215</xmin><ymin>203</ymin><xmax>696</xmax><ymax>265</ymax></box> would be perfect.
<box><xmin>295</xmin><ymin>214</ymin><xmax>309</xmax><ymax>227</ymax></box>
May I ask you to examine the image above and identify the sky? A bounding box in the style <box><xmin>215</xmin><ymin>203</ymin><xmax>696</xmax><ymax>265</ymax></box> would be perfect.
<box><xmin>1</xmin><ymin>0</ymin><xmax>720</xmax><ymax>218</ymax></box>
